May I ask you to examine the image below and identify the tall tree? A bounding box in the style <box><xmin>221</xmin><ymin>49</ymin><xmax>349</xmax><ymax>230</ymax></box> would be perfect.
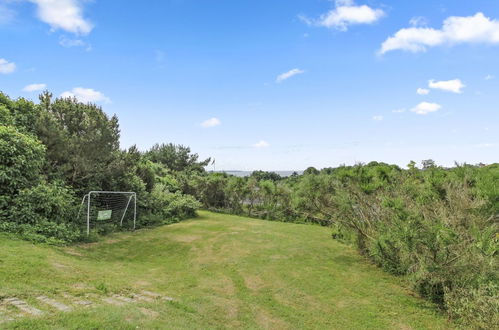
<box><xmin>36</xmin><ymin>92</ymin><xmax>120</xmax><ymax>192</ymax></box>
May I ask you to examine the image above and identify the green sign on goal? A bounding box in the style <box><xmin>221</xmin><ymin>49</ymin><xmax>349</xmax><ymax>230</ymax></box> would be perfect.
<box><xmin>97</xmin><ymin>210</ymin><xmax>113</xmax><ymax>221</ymax></box>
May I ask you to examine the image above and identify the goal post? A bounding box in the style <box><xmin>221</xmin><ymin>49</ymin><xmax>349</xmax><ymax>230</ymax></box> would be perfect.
<box><xmin>78</xmin><ymin>191</ymin><xmax>137</xmax><ymax>235</ymax></box>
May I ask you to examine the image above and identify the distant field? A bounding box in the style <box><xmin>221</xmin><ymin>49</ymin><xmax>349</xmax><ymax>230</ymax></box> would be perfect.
<box><xmin>0</xmin><ymin>211</ymin><xmax>451</xmax><ymax>329</ymax></box>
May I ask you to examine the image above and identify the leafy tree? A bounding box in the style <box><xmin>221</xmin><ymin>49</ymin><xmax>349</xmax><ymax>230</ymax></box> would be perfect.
<box><xmin>304</xmin><ymin>167</ymin><xmax>319</xmax><ymax>175</ymax></box>
<box><xmin>0</xmin><ymin>92</ymin><xmax>39</xmax><ymax>133</ymax></box>
<box><xmin>0</xmin><ymin>105</ymin><xmax>13</xmax><ymax>125</ymax></box>
<box><xmin>422</xmin><ymin>159</ymin><xmax>437</xmax><ymax>170</ymax></box>
<box><xmin>35</xmin><ymin>92</ymin><xmax>120</xmax><ymax>192</ymax></box>
<box><xmin>146</xmin><ymin>143</ymin><xmax>210</xmax><ymax>173</ymax></box>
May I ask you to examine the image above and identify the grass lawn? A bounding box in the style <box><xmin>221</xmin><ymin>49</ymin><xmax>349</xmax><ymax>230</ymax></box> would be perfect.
<box><xmin>0</xmin><ymin>211</ymin><xmax>452</xmax><ymax>329</ymax></box>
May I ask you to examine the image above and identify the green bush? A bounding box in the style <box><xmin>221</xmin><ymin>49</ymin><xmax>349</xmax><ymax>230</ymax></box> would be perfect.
<box><xmin>0</xmin><ymin>125</ymin><xmax>45</xmax><ymax>196</ymax></box>
<box><xmin>0</xmin><ymin>221</ymin><xmax>82</xmax><ymax>244</ymax></box>
<box><xmin>9</xmin><ymin>182</ymin><xmax>78</xmax><ymax>225</ymax></box>
<box><xmin>139</xmin><ymin>184</ymin><xmax>201</xmax><ymax>227</ymax></box>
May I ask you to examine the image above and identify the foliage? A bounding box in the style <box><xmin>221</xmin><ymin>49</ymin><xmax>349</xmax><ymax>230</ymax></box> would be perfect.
<box><xmin>9</xmin><ymin>181</ymin><xmax>77</xmax><ymax>225</ymax></box>
<box><xmin>139</xmin><ymin>183</ymin><xmax>201</xmax><ymax>226</ymax></box>
<box><xmin>0</xmin><ymin>125</ymin><xmax>45</xmax><ymax>197</ymax></box>
<box><xmin>189</xmin><ymin>162</ymin><xmax>498</xmax><ymax>328</ymax></box>
<box><xmin>145</xmin><ymin>143</ymin><xmax>211</xmax><ymax>173</ymax></box>
<box><xmin>0</xmin><ymin>92</ymin><xmax>39</xmax><ymax>133</ymax></box>
<box><xmin>250</xmin><ymin>170</ymin><xmax>282</xmax><ymax>181</ymax></box>
<box><xmin>35</xmin><ymin>92</ymin><xmax>121</xmax><ymax>192</ymax></box>
<box><xmin>0</xmin><ymin>221</ymin><xmax>82</xmax><ymax>244</ymax></box>
<box><xmin>1</xmin><ymin>91</ymin><xmax>204</xmax><ymax>244</ymax></box>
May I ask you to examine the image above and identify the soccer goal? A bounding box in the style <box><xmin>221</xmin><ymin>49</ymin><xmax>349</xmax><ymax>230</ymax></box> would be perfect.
<box><xmin>78</xmin><ymin>191</ymin><xmax>137</xmax><ymax>235</ymax></box>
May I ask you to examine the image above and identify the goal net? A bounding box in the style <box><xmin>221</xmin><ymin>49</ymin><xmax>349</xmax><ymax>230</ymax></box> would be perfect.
<box><xmin>78</xmin><ymin>191</ymin><xmax>137</xmax><ymax>235</ymax></box>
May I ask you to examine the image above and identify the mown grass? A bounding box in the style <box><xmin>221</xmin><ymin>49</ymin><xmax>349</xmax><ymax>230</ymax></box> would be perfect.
<box><xmin>0</xmin><ymin>211</ymin><xmax>452</xmax><ymax>329</ymax></box>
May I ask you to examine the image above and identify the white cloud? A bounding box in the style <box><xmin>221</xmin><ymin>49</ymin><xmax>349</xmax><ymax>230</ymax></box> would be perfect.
<box><xmin>30</xmin><ymin>0</ymin><xmax>93</xmax><ymax>35</ymax></box>
<box><xmin>23</xmin><ymin>83</ymin><xmax>47</xmax><ymax>92</ymax></box>
<box><xmin>428</xmin><ymin>79</ymin><xmax>465</xmax><ymax>93</ymax></box>
<box><xmin>201</xmin><ymin>117</ymin><xmax>221</xmax><ymax>128</ymax></box>
<box><xmin>60</xmin><ymin>87</ymin><xmax>110</xmax><ymax>103</ymax></box>
<box><xmin>372</xmin><ymin>115</ymin><xmax>383</xmax><ymax>121</ymax></box>
<box><xmin>0</xmin><ymin>58</ymin><xmax>16</xmax><ymax>74</ymax></box>
<box><xmin>302</xmin><ymin>0</ymin><xmax>384</xmax><ymax>31</ymax></box>
<box><xmin>416</xmin><ymin>88</ymin><xmax>430</xmax><ymax>95</ymax></box>
<box><xmin>392</xmin><ymin>108</ymin><xmax>406</xmax><ymax>113</ymax></box>
<box><xmin>485</xmin><ymin>74</ymin><xmax>494</xmax><ymax>80</ymax></box>
<box><xmin>253</xmin><ymin>140</ymin><xmax>270</xmax><ymax>148</ymax></box>
<box><xmin>411</xmin><ymin>102</ymin><xmax>441</xmax><ymax>115</ymax></box>
<box><xmin>276</xmin><ymin>68</ymin><xmax>305</xmax><ymax>83</ymax></box>
<box><xmin>409</xmin><ymin>16</ymin><xmax>429</xmax><ymax>27</ymax></box>
<box><xmin>380</xmin><ymin>13</ymin><xmax>499</xmax><ymax>54</ymax></box>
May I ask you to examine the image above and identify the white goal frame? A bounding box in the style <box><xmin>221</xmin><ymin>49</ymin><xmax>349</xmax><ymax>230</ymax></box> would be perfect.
<box><xmin>78</xmin><ymin>191</ymin><xmax>137</xmax><ymax>235</ymax></box>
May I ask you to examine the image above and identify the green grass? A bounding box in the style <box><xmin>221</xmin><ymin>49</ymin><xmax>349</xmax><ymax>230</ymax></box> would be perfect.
<box><xmin>0</xmin><ymin>211</ymin><xmax>452</xmax><ymax>329</ymax></box>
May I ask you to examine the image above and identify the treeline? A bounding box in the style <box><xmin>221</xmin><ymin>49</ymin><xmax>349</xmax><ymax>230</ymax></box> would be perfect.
<box><xmin>192</xmin><ymin>163</ymin><xmax>498</xmax><ymax>328</ymax></box>
<box><xmin>0</xmin><ymin>91</ymin><xmax>205</xmax><ymax>243</ymax></box>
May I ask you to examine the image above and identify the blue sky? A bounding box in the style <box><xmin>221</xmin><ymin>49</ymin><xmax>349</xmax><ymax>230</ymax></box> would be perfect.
<box><xmin>1</xmin><ymin>0</ymin><xmax>498</xmax><ymax>170</ymax></box>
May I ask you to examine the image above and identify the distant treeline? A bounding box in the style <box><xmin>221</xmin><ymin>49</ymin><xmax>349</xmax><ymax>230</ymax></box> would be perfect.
<box><xmin>1</xmin><ymin>91</ymin><xmax>497</xmax><ymax>328</ymax></box>
<box><xmin>193</xmin><ymin>162</ymin><xmax>498</xmax><ymax>328</ymax></box>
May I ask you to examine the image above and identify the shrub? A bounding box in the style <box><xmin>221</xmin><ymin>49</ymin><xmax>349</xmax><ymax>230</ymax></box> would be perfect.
<box><xmin>0</xmin><ymin>125</ymin><xmax>45</xmax><ymax>196</ymax></box>
<box><xmin>9</xmin><ymin>181</ymin><xmax>78</xmax><ymax>225</ymax></box>
<box><xmin>0</xmin><ymin>221</ymin><xmax>82</xmax><ymax>244</ymax></box>
<box><xmin>139</xmin><ymin>184</ymin><xmax>201</xmax><ymax>227</ymax></box>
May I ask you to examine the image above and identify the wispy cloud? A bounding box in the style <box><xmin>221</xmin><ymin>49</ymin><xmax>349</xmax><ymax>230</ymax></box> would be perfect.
<box><xmin>0</xmin><ymin>58</ymin><xmax>16</xmax><ymax>74</ymax></box>
<box><xmin>276</xmin><ymin>68</ymin><xmax>305</xmax><ymax>83</ymax></box>
<box><xmin>485</xmin><ymin>74</ymin><xmax>494</xmax><ymax>80</ymax></box>
<box><xmin>253</xmin><ymin>140</ymin><xmax>270</xmax><ymax>148</ymax></box>
<box><xmin>301</xmin><ymin>0</ymin><xmax>384</xmax><ymax>31</ymax></box>
<box><xmin>0</xmin><ymin>3</ymin><xmax>15</xmax><ymax>24</ymax></box>
<box><xmin>201</xmin><ymin>117</ymin><xmax>221</xmax><ymax>128</ymax></box>
<box><xmin>61</xmin><ymin>87</ymin><xmax>110</xmax><ymax>104</ymax></box>
<box><xmin>411</xmin><ymin>102</ymin><xmax>441</xmax><ymax>115</ymax></box>
<box><xmin>475</xmin><ymin>143</ymin><xmax>495</xmax><ymax>148</ymax></box>
<box><xmin>392</xmin><ymin>108</ymin><xmax>406</xmax><ymax>113</ymax></box>
<box><xmin>380</xmin><ymin>13</ymin><xmax>499</xmax><ymax>54</ymax></box>
<box><xmin>409</xmin><ymin>16</ymin><xmax>429</xmax><ymax>27</ymax></box>
<box><xmin>416</xmin><ymin>88</ymin><xmax>430</xmax><ymax>95</ymax></box>
<box><xmin>59</xmin><ymin>35</ymin><xmax>91</xmax><ymax>50</ymax></box>
<box><xmin>23</xmin><ymin>83</ymin><xmax>46</xmax><ymax>92</ymax></box>
<box><xmin>428</xmin><ymin>79</ymin><xmax>465</xmax><ymax>93</ymax></box>
<box><xmin>30</xmin><ymin>0</ymin><xmax>93</xmax><ymax>35</ymax></box>
<box><xmin>372</xmin><ymin>115</ymin><xmax>383</xmax><ymax>121</ymax></box>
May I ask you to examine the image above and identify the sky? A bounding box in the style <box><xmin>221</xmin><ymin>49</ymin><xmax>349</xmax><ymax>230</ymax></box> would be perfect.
<box><xmin>1</xmin><ymin>0</ymin><xmax>498</xmax><ymax>171</ymax></box>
